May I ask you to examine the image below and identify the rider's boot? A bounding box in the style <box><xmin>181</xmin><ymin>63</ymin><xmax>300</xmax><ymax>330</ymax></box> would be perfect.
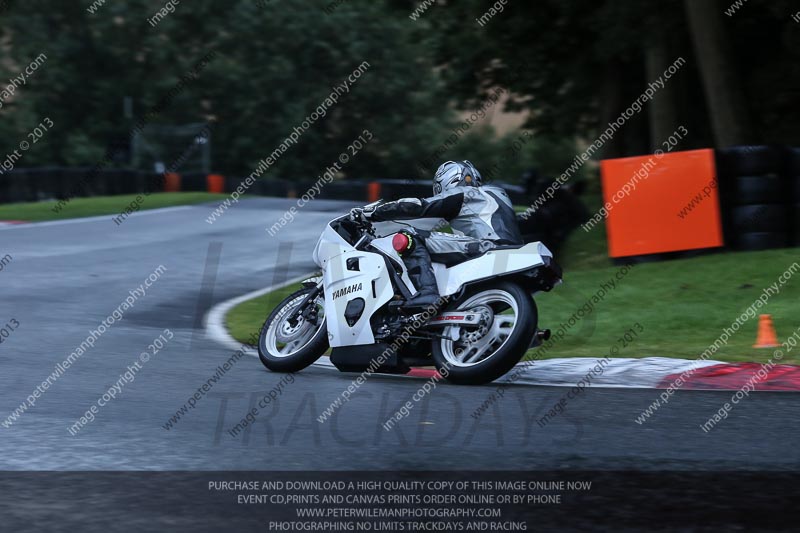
<box><xmin>403</xmin><ymin>241</ymin><xmax>440</xmax><ymax>310</ymax></box>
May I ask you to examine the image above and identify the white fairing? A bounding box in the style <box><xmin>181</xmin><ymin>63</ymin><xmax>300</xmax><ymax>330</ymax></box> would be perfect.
<box><xmin>323</xmin><ymin>251</ymin><xmax>394</xmax><ymax>347</ymax></box>
<box><xmin>313</xmin><ymin>223</ymin><xmax>352</xmax><ymax>268</ymax></box>
<box><xmin>369</xmin><ymin>235</ymin><xmax>417</xmax><ymax>294</ymax></box>
<box><xmin>368</xmin><ymin>232</ymin><xmax>552</xmax><ymax>298</ymax></box>
<box><xmin>312</xmin><ymin>215</ymin><xmax>554</xmax><ymax>348</ymax></box>
<box><xmin>432</xmin><ymin>242</ymin><xmax>554</xmax><ymax>297</ymax></box>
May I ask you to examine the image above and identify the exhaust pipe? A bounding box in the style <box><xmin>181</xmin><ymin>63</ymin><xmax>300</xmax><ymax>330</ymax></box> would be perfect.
<box><xmin>531</xmin><ymin>328</ymin><xmax>551</xmax><ymax>348</ymax></box>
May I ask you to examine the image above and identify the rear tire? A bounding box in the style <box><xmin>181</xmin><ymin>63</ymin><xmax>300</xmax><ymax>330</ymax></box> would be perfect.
<box><xmin>258</xmin><ymin>288</ymin><xmax>329</xmax><ymax>373</ymax></box>
<box><xmin>432</xmin><ymin>281</ymin><xmax>536</xmax><ymax>385</ymax></box>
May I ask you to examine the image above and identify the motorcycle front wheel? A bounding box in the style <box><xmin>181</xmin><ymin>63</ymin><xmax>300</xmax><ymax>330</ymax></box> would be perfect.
<box><xmin>432</xmin><ymin>281</ymin><xmax>537</xmax><ymax>385</ymax></box>
<box><xmin>258</xmin><ymin>287</ymin><xmax>329</xmax><ymax>373</ymax></box>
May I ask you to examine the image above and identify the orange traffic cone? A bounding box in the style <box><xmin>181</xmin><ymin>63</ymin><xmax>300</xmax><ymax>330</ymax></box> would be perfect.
<box><xmin>753</xmin><ymin>314</ymin><xmax>780</xmax><ymax>348</ymax></box>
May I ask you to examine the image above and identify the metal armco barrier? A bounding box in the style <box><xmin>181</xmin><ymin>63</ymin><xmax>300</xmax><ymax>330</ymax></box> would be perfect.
<box><xmin>0</xmin><ymin>168</ymin><xmax>529</xmax><ymax>206</ymax></box>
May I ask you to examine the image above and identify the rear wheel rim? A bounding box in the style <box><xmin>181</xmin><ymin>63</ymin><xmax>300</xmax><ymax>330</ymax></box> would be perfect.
<box><xmin>439</xmin><ymin>289</ymin><xmax>518</xmax><ymax>368</ymax></box>
<box><xmin>262</xmin><ymin>293</ymin><xmax>325</xmax><ymax>358</ymax></box>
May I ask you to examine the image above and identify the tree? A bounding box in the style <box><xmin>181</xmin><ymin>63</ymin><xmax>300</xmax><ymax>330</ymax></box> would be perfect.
<box><xmin>684</xmin><ymin>0</ymin><xmax>754</xmax><ymax>146</ymax></box>
<box><xmin>0</xmin><ymin>0</ymin><xmax>456</xmax><ymax>181</ymax></box>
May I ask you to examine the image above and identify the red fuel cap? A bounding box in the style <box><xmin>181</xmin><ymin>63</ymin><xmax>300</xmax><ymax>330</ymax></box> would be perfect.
<box><xmin>392</xmin><ymin>232</ymin><xmax>410</xmax><ymax>253</ymax></box>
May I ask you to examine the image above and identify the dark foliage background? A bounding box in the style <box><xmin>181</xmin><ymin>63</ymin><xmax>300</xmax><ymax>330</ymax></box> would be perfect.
<box><xmin>0</xmin><ymin>0</ymin><xmax>796</xmax><ymax>183</ymax></box>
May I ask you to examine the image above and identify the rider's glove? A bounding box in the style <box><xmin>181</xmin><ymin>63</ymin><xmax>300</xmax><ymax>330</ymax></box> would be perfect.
<box><xmin>350</xmin><ymin>205</ymin><xmax>377</xmax><ymax>222</ymax></box>
<box><xmin>349</xmin><ymin>208</ymin><xmax>365</xmax><ymax>222</ymax></box>
<box><xmin>361</xmin><ymin>204</ymin><xmax>377</xmax><ymax>220</ymax></box>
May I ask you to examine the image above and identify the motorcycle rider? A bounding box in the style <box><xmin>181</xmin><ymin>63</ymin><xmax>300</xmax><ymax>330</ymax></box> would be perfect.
<box><xmin>351</xmin><ymin>160</ymin><xmax>523</xmax><ymax>309</ymax></box>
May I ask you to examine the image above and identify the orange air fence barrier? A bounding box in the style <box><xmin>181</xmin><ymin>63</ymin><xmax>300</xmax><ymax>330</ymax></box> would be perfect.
<box><xmin>164</xmin><ymin>172</ymin><xmax>181</xmax><ymax>193</ymax></box>
<box><xmin>599</xmin><ymin>148</ymin><xmax>724</xmax><ymax>258</ymax></box>
<box><xmin>207</xmin><ymin>174</ymin><xmax>225</xmax><ymax>194</ymax></box>
<box><xmin>368</xmin><ymin>181</ymin><xmax>381</xmax><ymax>203</ymax></box>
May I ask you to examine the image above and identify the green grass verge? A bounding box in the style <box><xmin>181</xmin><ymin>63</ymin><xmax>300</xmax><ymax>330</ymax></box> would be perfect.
<box><xmin>226</xmin><ymin>284</ymin><xmax>305</xmax><ymax>346</ymax></box>
<box><xmin>227</xmin><ymin>198</ymin><xmax>800</xmax><ymax>365</ymax></box>
<box><xmin>530</xmin><ymin>247</ymin><xmax>800</xmax><ymax>364</ymax></box>
<box><xmin>0</xmin><ymin>192</ymin><xmax>230</xmax><ymax>222</ymax></box>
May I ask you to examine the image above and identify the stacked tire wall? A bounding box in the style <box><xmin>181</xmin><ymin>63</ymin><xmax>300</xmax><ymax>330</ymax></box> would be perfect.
<box><xmin>716</xmin><ymin>146</ymin><xmax>800</xmax><ymax>251</ymax></box>
<box><xmin>790</xmin><ymin>148</ymin><xmax>800</xmax><ymax>247</ymax></box>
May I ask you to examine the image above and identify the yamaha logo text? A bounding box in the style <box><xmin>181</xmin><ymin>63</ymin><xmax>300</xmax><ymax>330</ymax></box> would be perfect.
<box><xmin>332</xmin><ymin>283</ymin><xmax>362</xmax><ymax>300</ymax></box>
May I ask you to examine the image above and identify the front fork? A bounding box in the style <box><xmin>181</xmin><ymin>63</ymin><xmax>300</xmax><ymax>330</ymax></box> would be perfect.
<box><xmin>287</xmin><ymin>282</ymin><xmax>323</xmax><ymax>327</ymax></box>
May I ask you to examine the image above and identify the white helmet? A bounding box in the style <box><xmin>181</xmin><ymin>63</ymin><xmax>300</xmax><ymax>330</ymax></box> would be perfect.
<box><xmin>433</xmin><ymin>160</ymin><xmax>482</xmax><ymax>195</ymax></box>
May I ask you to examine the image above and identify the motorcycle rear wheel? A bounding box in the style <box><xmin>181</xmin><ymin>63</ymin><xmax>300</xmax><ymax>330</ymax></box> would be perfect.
<box><xmin>432</xmin><ymin>281</ymin><xmax>537</xmax><ymax>385</ymax></box>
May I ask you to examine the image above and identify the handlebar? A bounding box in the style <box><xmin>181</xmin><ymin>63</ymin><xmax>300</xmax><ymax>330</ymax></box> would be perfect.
<box><xmin>332</xmin><ymin>212</ymin><xmax>375</xmax><ymax>247</ymax></box>
<box><xmin>348</xmin><ymin>208</ymin><xmax>377</xmax><ymax>236</ymax></box>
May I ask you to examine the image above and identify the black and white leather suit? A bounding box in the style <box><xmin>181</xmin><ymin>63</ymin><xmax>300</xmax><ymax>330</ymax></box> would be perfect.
<box><xmin>368</xmin><ymin>184</ymin><xmax>523</xmax><ymax>266</ymax></box>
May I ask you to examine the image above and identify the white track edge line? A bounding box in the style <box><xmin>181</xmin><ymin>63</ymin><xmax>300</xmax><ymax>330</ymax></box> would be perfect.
<box><xmin>0</xmin><ymin>205</ymin><xmax>193</xmax><ymax>230</ymax></box>
<box><xmin>204</xmin><ymin>279</ymin><xmax>735</xmax><ymax>389</ymax></box>
<box><xmin>204</xmin><ymin>273</ymin><xmax>313</xmax><ymax>357</ymax></box>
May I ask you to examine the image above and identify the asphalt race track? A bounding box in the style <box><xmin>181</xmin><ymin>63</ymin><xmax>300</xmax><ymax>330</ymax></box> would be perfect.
<box><xmin>2</xmin><ymin>197</ymin><xmax>800</xmax><ymax>474</ymax></box>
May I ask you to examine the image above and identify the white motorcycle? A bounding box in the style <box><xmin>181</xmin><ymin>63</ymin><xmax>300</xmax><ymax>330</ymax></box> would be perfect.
<box><xmin>258</xmin><ymin>202</ymin><xmax>562</xmax><ymax>385</ymax></box>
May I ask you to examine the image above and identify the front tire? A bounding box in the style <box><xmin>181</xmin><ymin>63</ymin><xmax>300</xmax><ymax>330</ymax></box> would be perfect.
<box><xmin>432</xmin><ymin>281</ymin><xmax>537</xmax><ymax>385</ymax></box>
<box><xmin>258</xmin><ymin>288</ymin><xmax>328</xmax><ymax>373</ymax></box>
